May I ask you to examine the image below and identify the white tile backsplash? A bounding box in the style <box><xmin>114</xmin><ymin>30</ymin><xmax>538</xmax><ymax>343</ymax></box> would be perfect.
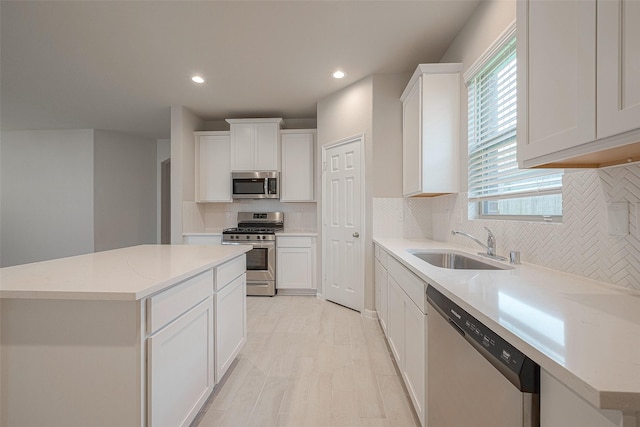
<box><xmin>183</xmin><ymin>200</ymin><xmax>317</xmax><ymax>233</ymax></box>
<box><xmin>373</xmin><ymin>164</ymin><xmax>640</xmax><ymax>291</ymax></box>
<box><xmin>373</xmin><ymin>197</ymin><xmax>432</xmax><ymax>239</ymax></box>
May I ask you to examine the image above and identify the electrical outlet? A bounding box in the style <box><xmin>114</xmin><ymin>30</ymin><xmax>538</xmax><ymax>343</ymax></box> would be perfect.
<box><xmin>607</xmin><ymin>202</ymin><xmax>629</xmax><ymax>236</ymax></box>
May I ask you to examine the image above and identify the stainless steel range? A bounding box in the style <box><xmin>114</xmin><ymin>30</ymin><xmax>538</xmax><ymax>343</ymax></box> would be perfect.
<box><xmin>222</xmin><ymin>212</ymin><xmax>283</xmax><ymax>296</ymax></box>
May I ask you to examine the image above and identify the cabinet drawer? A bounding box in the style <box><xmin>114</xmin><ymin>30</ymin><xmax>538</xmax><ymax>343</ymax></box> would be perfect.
<box><xmin>147</xmin><ymin>269</ymin><xmax>213</xmax><ymax>334</ymax></box>
<box><xmin>387</xmin><ymin>256</ymin><xmax>426</xmax><ymax>314</ymax></box>
<box><xmin>375</xmin><ymin>245</ymin><xmax>389</xmax><ymax>268</ymax></box>
<box><xmin>277</xmin><ymin>236</ymin><xmax>313</xmax><ymax>248</ymax></box>
<box><xmin>215</xmin><ymin>255</ymin><xmax>246</xmax><ymax>292</ymax></box>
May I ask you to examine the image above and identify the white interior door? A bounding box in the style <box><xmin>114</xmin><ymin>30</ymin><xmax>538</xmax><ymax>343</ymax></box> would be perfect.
<box><xmin>323</xmin><ymin>136</ymin><xmax>363</xmax><ymax>312</ymax></box>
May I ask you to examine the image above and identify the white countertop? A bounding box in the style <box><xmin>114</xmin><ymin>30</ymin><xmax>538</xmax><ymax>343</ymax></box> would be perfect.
<box><xmin>0</xmin><ymin>244</ymin><xmax>251</xmax><ymax>301</ymax></box>
<box><xmin>276</xmin><ymin>231</ymin><xmax>318</xmax><ymax>237</ymax></box>
<box><xmin>374</xmin><ymin>238</ymin><xmax>640</xmax><ymax>412</ymax></box>
<box><xmin>183</xmin><ymin>231</ymin><xmax>223</xmax><ymax>236</ymax></box>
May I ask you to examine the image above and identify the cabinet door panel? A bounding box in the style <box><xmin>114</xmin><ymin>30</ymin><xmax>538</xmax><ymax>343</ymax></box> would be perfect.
<box><xmin>386</xmin><ymin>275</ymin><xmax>405</xmax><ymax>368</ymax></box>
<box><xmin>281</xmin><ymin>132</ymin><xmax>315</xmax><ymax>201</ymax></box>
<box><xmin>517</xmin><ymin>0</ymin><xmax>596</xmax><ymax>163</ymax></box>
<box><xmin>277</xmin><ymin>247</ymin><xmax>313</xmax><ymax>289</ymax></box>
<box><xmin>148</xmin><ymin>298</ymin><xmax>214</xmax><ymax>427</ymax></box>
<box><xmin>255</xmin><ymin>123</ymin><xmax>279</xmax><ymax>171</ymax></box>
<box><xmin>421</xmin><ymin>73</ymin><xmax>459</xmax><ymax>194</ymax></box>
<box><xmin>597</xmin><ymin>0</ymin><xmax>640</xmax><ymax>138</ymax></box>
<box><xmin>404</xmin><ymin>299</ymin><xmax>426</xmax><ymax>426</ymax></box>
<box><xmin>402</xmin><ymin>81</ymin><xmax>421</xmax><ymax>196</ymax></box>
<box><xmin>230</xmin><ymin>124</ymin><xmax>256</xmax><ymax>171</ymax></box>
<box><xmin>215</xmin><ymin>274</ymin><xmax>247</xmax><ymax>382</ymax></box>
<box><xmin>374</xmin><ymin>259</ymin><xmax>388</xmax><ymax>333</ymax></box>
<box><xmin>540</xmin><ymin>369</ymin><xmax>621</xmax><ymax>427</ymax></box>
<box><xmin>197</xmin><ymin>135</ymin><xmax>231</xmax><ymax>202</ymax></box>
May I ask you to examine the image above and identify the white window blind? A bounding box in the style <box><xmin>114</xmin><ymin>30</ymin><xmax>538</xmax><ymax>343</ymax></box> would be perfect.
<box><xmin>467</xmin><ymin>36</ymin><xmax>563</xmax><ymax>202</ymax></box>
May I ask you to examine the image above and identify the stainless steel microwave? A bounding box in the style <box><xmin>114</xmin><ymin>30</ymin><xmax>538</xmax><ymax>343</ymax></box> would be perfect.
<box><xmin>231</xmin><ymin>171</ymin><xmax>279</xmax><ymax>199</ymax></box>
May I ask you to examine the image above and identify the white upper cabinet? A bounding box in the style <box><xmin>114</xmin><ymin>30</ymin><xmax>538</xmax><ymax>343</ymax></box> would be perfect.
<box><xmin>195</xmin><ymin>131</ymin><xmax>232</xmax><ymax>202</ymax></box>
<box><xmin>518</xmin><ymin>0</ymin><xmax>640</xmax><ymax>168</ymax></box>
<box><xmin>597</xmin><ymin>0</ymin><xmax>640</xmax><ymax>139</ymax></box>
<box><xmin>227</xmin><ymin>118</ymin><xmax>282</xmax><ymax>171</ymax></box>
<box><xmin>280</xmin><ymin>130</ymin><xmax>316</xmax><ymax>202</ymax></box>
<box><xmin>517</xmin><ymin>1</ymin><xmax>596</xmax><ymax>164</ymax></box>
<box><xmin>401</xmin><ymin>63</ymin><xmax>461</xmax><ymax>197</ymax></box>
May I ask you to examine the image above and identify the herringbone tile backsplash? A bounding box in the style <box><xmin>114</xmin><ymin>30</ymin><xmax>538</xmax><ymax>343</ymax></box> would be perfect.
<box><xmin>373</xmin><ymin>165</ymin><xmax>640</xmax><ymax>291</ymax></box>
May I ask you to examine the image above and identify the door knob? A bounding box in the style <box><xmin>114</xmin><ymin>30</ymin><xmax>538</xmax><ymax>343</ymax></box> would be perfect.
<box><xmin>353</xmin><ymin>232</ymin><xmax>360</xmax><ymax>238</ymax></box>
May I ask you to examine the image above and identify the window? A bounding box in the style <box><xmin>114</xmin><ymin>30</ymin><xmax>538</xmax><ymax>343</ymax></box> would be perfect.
<box><xmin>467</xmin><ymin>30</ymin><xmax>563</xmax><ymax>221</ymax></box>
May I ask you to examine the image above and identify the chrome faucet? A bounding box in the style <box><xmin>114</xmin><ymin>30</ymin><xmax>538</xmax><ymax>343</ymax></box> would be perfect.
<box><xmin>451</xmin><ymin>227</ymin><xmax>506</xmax><ymax>260</ymax></box>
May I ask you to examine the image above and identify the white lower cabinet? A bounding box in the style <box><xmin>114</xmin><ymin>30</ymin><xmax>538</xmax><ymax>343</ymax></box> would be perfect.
<box><xmin>215</xmin><ymin>274</ymin><xmax>247</xmax><ymax>382</ymax></box>
<box><xmin>147</xmin><ymin>297</ymin><xmax>214</xmax><ymax>427</ymax></box>
<box><xmin>404</xmin><ymin>299</ymin><xmax>426</xmax><ymax>425</ymax></box>
<box><xmin>540</xmin><ymin>369</ymin><xmax>623</xmax><ymax>427</ymax></box>
<box><xmin>383</xmin><ymin>255</ymin><xmax>427</xmax><ymax>427</ymax></box>
<box><xmin>276</xmin><ymin>236</ymin><xmax>317</xmax><ymax>293</ymax></box>
<box><xmin>147</xmin><ymin>255</ymin><xmax>246</xmax><ymax>427</ymax></box>
<box><xmin>386</xmin><ymin>275</ymin><xmax>405</xmax><ymax>364</ymax></box>
<box><xmin>374</xmin><ymin>256</ymin><xmax>388</xmax><ymax>333</ymax></box>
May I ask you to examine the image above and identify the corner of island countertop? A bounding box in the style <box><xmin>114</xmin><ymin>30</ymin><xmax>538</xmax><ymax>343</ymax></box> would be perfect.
<box><xmin>0</xmin><ymin>244</ymin><xmax>252</xmax><ymax>301</ymax></box>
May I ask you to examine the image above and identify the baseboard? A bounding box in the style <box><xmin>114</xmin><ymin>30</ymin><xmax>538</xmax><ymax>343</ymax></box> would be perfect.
<box><xmin>363</xmin><ymin>308</ymin><xmax>378</xmax><ymax>319</ymax></box>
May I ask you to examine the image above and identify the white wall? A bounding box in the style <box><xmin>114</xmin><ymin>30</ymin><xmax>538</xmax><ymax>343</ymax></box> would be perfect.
<box><xmin>372</xmin><ymin>73</ymin><xmax>410</xmax><ymax>198</ymax></box>
<box><xmin>157</xmin><ymin>139</ymin><xmax>170</xmax><ymax>242</ymax></box>
<box><xmin>318</xmin><ymin>75</ymin><xmax>411</xmax><ymax>312</ymax></box>
<box><xmin>170</xmin><ymin>106</ymin><xmax>204</xmax><ymax>244</ymax></box>
<box><xmin>317</xmin><ymin>76</ymin><xmax>373</xmax><ymax>309</ymax></box>
<box><xmin>0</xmin><ymin>130</ymin><xmax>95</xmax><ymax>267</ymax></box>
<box><xmin>93</xmin><ymin>130</ymin><xmax>157</xmax><ymax>252</ymax></box>
<box><xmin>440</xmin><ymin>0</ymin><xmax>516</xmax><ymax>193</ymax></box>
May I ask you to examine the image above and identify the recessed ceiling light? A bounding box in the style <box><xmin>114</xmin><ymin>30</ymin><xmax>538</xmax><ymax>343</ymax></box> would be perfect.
<box><xmin>332</xmin><ymin>70</ymin><xmax>346</xmax><ymax>79</ymax></box>
<box><xmin>191</xmin><ymin>75</ymin><xmax>205</xmax><ymax>84</ymax></box>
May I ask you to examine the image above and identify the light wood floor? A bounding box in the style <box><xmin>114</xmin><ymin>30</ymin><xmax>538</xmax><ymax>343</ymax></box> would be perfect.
<box><xmin>192</xmin><ymin>295</ymin><xmax>420</xmax><ymax>427</ymax></box>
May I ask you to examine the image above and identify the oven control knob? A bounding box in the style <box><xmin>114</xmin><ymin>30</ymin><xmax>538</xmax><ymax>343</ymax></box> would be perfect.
<box><xmin>246</xmin><ymin>236</ymin><xmax>250</xmax><ymax>239</ymax></box>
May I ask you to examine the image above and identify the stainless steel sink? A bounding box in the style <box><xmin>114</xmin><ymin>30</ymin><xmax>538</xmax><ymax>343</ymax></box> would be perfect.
<box><xmin>407</xmin><ymin>250</ymin><xmax>513</xmax><ymax>270</ymax></box>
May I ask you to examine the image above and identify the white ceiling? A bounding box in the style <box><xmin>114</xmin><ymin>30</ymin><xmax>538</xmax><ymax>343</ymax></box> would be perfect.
<box><xmin>1</xmin><ymin>1</ymin><xmax>480</xmax><ymax>139</ymax></box>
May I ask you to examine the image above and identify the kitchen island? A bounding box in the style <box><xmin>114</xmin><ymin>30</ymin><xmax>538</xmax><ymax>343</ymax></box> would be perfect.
<box><xmin>0</xmin><ymin>244</ymin><xmax>251</xmax><ymax>427</ymax></box>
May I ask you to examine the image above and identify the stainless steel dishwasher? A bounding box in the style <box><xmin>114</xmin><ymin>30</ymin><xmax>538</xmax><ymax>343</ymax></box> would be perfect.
<box><xmin>426</xmin><ymin>285</ymin><xmax>540</xmax><ymax>427</ymax></box>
